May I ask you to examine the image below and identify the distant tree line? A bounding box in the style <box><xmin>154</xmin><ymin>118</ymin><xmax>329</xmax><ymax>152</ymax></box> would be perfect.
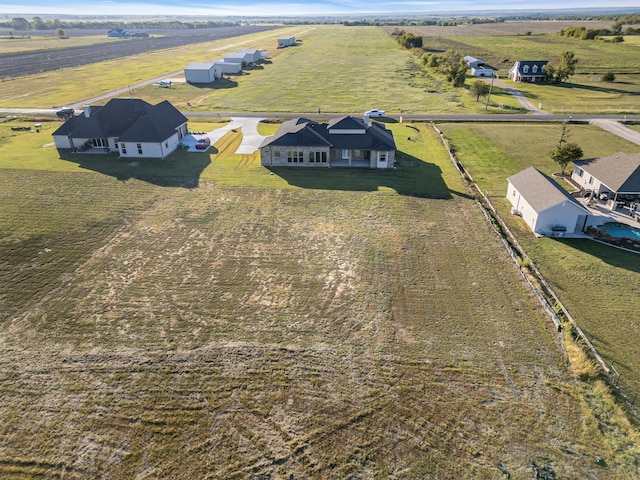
<box><xmin>559</xmin><ymin>14</ymin><xmax>640</xmax><ymax>40</ymax></box>
<box><xmin>0</xmin><ymin>17</ymin><xmax>239</xmax><ymax>31</ymax></box>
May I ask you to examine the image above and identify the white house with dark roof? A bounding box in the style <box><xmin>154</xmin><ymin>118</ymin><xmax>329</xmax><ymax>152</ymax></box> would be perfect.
<box><xmin>52</xmin><ymin>98</ymin><xmax>188</xmax><ymax>159</ymax></box>
<box><xmin>572</xmin><ymin>153</ymin><xmax>640</xmax><ymax>208</ymax></box>
<box><xmin>508</xmin><ymin>60</ymin><xmax>548</xmax><ymax>82</ymax></box>
<box><xmin>507</xmin><ymin>167</ymin><xmax>598</xmax><ymax>236</ymax></box>
<box><xmin>259</xmin><ymin>116</ymin><xmax>396</xmax><ymax>169</ymax></box>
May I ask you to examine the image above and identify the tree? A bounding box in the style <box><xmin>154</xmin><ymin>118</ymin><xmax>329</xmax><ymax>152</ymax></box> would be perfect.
<box><xmin>556</xmin><ymin>51</ymin><xmax>578</xmax><ymax>82</ymax></box>
<box><xmin>427</xmin><ymin>50</ymin><xmax>467</xmax><ymax>87</ymax></box>
<box><xmin>469</xmin><ymin>79</ymin><xmax>490</xmax><ymax>101</ymax></box>
<box><xmin>550</xmin><ymin>142</ymin><xmax>583</xmax><ymax>176</ymax></box>
<box><xmin>602</xmin><ymin>71</ymin><xmax>615</xmax><ymax>82</ymax></box>
<box><xmin>56</xmin><ymin>28</ymin><xmax>67</xmax><ymax>39</ymax></box>
<box><xmin>11</xmin><ymin>17</ymin><xmax>30</xmax><ymax>30</ymax></box>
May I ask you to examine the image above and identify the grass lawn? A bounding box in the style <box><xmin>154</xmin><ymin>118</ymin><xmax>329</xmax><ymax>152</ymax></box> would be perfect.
<box><xmin>438</xmin><ymin>121</ymin><xmax>640</xmax><ymax>401</ymax></box>
<box><xmin>394</xmin><ymin>31</ymin><xmax>640</xmax><ymax>114</ymax></box>
<box><xmin>1</xmin><ymin>117</ymin><xmax>639</xmax><ymax>478</ymax></box>
<box><xmin>0</xmin><ymin>26</ymin><xmax>300</xmax><ymax>108</ymax></box>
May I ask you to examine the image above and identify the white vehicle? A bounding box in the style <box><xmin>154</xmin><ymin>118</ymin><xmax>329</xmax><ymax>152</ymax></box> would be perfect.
<box><xmin>364</xmin><ymin>109</ymin><xmax>385</xmax><ymax>117</ymax></box>
<box><xmin>157</xmin><ymin>80</ymin><xmax>172</xmax><ymax>88</ymax></box>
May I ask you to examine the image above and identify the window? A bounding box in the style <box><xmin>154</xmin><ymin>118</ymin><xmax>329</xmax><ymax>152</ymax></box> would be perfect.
<box><xmin>137</xmin><ymin>143</ymin><xmax>143</xmax><ymax>155</ymax></box>
<box><xmin>588</xmin><ymin>176</ymin><xmax>594</xmax><ymax>185</ymax></box>
<box><xmin>287</xmin><ymin>151</ymin><xmax>303</xmax><ymax>163</ymax></box>
<box><xmin>342</xmin><ymin>149</ymin><xmax>350</xmax><ymax>160</ymax></box>
<box><xmin>121</xmin><ymin>143</ymin><xmax>127</xmax><ymax>154</ymax></box>
<box><xmin>379</xmin><ymin>152</ymin><xmax>387</xmax><ymax>163</ymax></box>
<box><xmin>523</xmin><ymin>65</ymin><xmax>530</xmax><ymax>74</ymax></box>
<box><xmin>165</xmin><ymin>142</ymin><xmax>168</xmax><ymax>148</ymax></box>
<box><xmin>577</xmin><ymin>168</ymin><xmax>584</xmax><ymax>177</ymax></box>
<box><xmin>310</xmin><ymin>151</ymin><xmax>327</xmax><ymax>163</ymax></box>
<box><xmin>532</xmin><ymin>65</ymin><xmax>539</xmax><ymax>74</ymax></box>
<box><xmin>274</xmin><ymin>150</ymin><xmax>281</xmax><ymax>158</ymax></box>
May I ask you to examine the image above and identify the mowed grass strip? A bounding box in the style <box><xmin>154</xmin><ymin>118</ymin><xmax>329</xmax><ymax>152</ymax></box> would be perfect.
<box><xmin>2</xmin><ymin>119</ymin><xmax>638</xmax><ymax>477</ymax></box>
<box><xmin>0</xmin><ymin>26</ymin><xmax>300</xmax><ymax>108</ymax></box>
<box><xmin>439</xmin><ymin>121</ymin><xmax>640</xmax><ymax>399</ymax></box>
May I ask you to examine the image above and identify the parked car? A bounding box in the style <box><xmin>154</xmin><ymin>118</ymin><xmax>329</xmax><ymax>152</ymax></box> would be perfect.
<box><xmin>56</xmin><ymin>107</ymin><xmax>74</xmax><ymax>118</ymax></box>
<box><xmin>195</xmin><ymin>137</ymin><xmax>211</xmax><ymax>150</ymax></box>
<box><xmin>364</xmin><ymin>109</ymin><xmax>385</xmax><ymax>117</ymax></box>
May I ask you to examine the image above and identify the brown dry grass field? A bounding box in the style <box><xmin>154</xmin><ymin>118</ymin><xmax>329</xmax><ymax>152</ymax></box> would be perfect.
<box><xmin>1</xmin><ymin>121</ymin><xmax>639</xmax><ymax>478</ymax></box>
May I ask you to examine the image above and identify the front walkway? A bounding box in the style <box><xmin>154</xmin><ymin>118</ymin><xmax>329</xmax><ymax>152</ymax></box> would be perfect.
<box><xmin>181</xmin><ymin>116</ymin><xmax>266</xmax><ymax>153</ymax></box>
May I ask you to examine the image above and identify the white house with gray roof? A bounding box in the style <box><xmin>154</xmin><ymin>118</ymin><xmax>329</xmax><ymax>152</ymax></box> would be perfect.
<box><xmin>507</xmin><ymin>167</ymin><xmax>598</xmax><ymax>236</ymax></box>
<box><xmin>52</xmin><ymin>98</ymin><xmax>188</xmax><ymax>159</ymax></box>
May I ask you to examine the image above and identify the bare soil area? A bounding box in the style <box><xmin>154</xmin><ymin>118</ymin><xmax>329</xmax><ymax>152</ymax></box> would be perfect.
<box><xmin>0</xmin><ymin>166</ymin><xmax>636</xmax><ymax>478</ymax></box>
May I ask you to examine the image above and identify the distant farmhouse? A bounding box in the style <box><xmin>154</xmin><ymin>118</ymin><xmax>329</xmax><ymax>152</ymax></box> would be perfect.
<box><xmin>52</xmin><ymin>98</ymin><xmax>188</xmax><ymax>159</ymax></box>
<box><xmin>107</xmin><ymin>29</ymin><xmax>130</xmax><ymax>38</ymax></box>
<box><xmin>260</xmin><ymin>116</ymin><xmax>396</xmax><ymax>169</ymax></box>
<box><xmin>464</xmin><ymin>56</ymin><xmax>494</xmax><ymax>77</ymax></box>
<box><xmin>278</xmin><ymin>36</ymin><xmax>296</xmax><ymax>48</ymax></box>
<box><xmin>508</xmin><ymin>61</ymin><xmax>548</xmax><ymax>82</ymax></box>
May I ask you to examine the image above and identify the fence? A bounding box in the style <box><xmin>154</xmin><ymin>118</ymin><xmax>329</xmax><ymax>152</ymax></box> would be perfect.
<box><xmin>432</xmin><ymin>123</ymin><xmax>640</xmax><ymax>419</ymax></box>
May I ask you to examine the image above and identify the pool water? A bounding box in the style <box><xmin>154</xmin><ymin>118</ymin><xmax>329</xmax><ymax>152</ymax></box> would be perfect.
<box><xmin>597</xmin><ymin>222</ymin><xmax>640</xmax><ymax>241</ymax></box>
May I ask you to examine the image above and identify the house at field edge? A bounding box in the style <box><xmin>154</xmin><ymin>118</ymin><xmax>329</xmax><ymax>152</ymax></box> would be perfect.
<box><xmin>506</xmin><ymin>166</ymin><xmax>601</xmax><ymax>237</ymax></box>
<box><xmin>508</xmin><ymin>60</ymin><xmax>548</xmax><ymax>82</ymax></box>
<box><xmin>107</xmin><ymin>28</ymin><xmax>131</xmax><ymax>38</ymax></box>
<box><xmin>572</xmin><ymin>152</ymin><xmax>640</xmax><ymax>210</ymax></box>
<box><xmin>259</xmin><ymin>116</ymin><xmax>396</xmax><ymax>169</ymax></box>
<box><xmin>464</xmin><ymin>56</ymin><xmax>494</xmax><ymax>77</ymax></box>
<box><xmin>52</xmin><ymin>98</ymin><xmax>188</xmax><ymax>159</ymax></box>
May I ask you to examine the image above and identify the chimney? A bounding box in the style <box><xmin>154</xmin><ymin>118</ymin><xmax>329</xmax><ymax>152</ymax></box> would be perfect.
<box><xmin>364</xmin><ymin>114</ymin><xmax>370</xmax><ymax>127</ymax></box>
<box><xmin>83</xmin><ymin>105</ymin><xmax>91</xmax><ymax>118</ymax></box>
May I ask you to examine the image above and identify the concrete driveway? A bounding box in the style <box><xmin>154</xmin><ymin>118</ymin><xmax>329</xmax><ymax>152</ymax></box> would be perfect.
<box><xmin>182</xmin><ymin>117</ymin><xmax>266</xmax><ymax>154</ymax></box>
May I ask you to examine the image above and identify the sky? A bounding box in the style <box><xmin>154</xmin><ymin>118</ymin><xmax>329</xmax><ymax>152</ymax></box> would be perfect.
<box><xmin>0</xmin><ymin>0</ymin><xmax>636</xmax><ymax>17</ymax></box>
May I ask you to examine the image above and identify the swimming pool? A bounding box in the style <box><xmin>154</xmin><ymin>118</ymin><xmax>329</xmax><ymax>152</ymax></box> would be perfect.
<box><xmin>597</xmin><ymin>222</ymin><xmax>640</xmax><ymax>241</ymax></box>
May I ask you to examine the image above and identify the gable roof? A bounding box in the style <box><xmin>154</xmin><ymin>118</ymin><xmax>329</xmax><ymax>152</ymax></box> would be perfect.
<box><xmin>508</xmin><ymin>166</ymin><xmax>589</xmax><ymax>214</ymax></box>
<box><xmin>509</xmin><ymin>60</ymin><xmax>548</xmax><ymax>75</ymax></box>
<box><xmin>574</xmin><ymin>152</ymin><xmax>640</xmax><ymax>193</ymax></box>
<box><xmin>52</xmin><ymin>98</ymin><xmax>187</xmax><ymax>143</ymax></box>
<box><xmin>260</xmin><ymin>116</ymin><xmax>396</xmax><ymax>151</ymax></box>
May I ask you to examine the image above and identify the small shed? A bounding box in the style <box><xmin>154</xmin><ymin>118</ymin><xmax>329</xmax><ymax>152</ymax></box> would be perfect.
<box><xmin>464</xmin><ymin>56</ymin><xmax>494</xmax><ymax>77</ymax></box>
<box><xmin>214</xmin><ymin>60</ymin><xmax>242</xmax><ymax>74</ymax></box>
<box><xmin>184</xmin><ymin>62</ymin><xmax>220</xmax><ymax>84</ymax></box>
<box><xmin>507</xmin><ymin>167</ymin><xmax>594</xmax><ymax>236</ymax></box>
<box><xmin>239</xmin><ymin>48</ymin><xmax>262</xmax><ymax>64</ymax></box>
<box><xmin>278</xmin><ymin>36</ymin><xmax>296</xmax><ymax>48</ymax></box>
<box><xmin>224</xmin><ymin>51</ymin><xmax>251</xmax><ymax>66</ymax></box>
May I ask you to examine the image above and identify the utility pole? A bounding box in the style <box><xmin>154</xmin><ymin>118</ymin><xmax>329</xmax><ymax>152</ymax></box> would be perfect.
<box><xmin>485</xmin><ymin>74</ymin><xmax>495</xmax><ymax>111</ymax></box>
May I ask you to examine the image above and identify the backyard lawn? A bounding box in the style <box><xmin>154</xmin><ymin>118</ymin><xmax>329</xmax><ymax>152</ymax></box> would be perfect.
<box><xmin>1</xmin><ymin>117</ymin><xmax>638</xmax><ymax>478</ymax></box>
